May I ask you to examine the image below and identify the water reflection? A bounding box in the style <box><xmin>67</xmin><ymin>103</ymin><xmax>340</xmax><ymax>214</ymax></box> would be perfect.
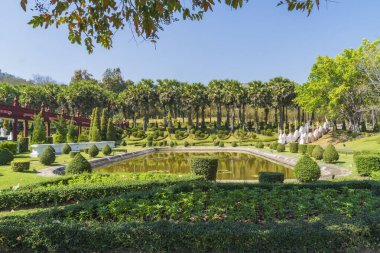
<box><xmin>96</xmin><ymin>152</ymin><xmax>295</xmax><ymax>180</ymax></box>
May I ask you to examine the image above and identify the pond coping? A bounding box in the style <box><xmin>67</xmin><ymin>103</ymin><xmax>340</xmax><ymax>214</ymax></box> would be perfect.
<box><xmin>37</xmin><ymin>147</ymin><xmax>352</xmax><ymax>179</ymax></box>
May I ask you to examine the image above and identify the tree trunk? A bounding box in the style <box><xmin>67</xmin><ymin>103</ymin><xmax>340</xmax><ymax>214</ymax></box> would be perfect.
<box><xmin>225</xmin><ymin>105</ymin><xmax>230</xmax><ymax>129</ymax></box>
<box><xmin>187</xmin><ymin>108</ymin><xmax>192</xmax><ymax>125</ymax></box>
<box><xmin>254</xmin><ymin>108</ymin><xmax>259</xmax><ymax>133</ymax></box>
<box><xmin>217</xmin><ymin>104</ymin><xmax>222</xmax><ymax>128</ymax></box>
<box><xmin>264</xmin><ymin>108</ymin><xmax>269</xmax><ymax>124</ymax></box>
<box><xmin>231</xmin><ymin>104</ymin><xmax>236</xmax><ymax>132</ymax></box>
<box><xmin>201</xmin><ymin>106</ymin><xmax>206</xmax><ymax>128</ymax></box>
<box><xmin>274</xmin><ymin>107</ymin><xmax>278</xmax><ymax>127</ymax></box>
<box><xmin>279</xmin><ymin>106</ymin><xmax>284</xmax><ymax>131</ymax></box>
<box><xmin>242</xmin><ymin>104</ymin><xmax>246</xmax><ymax>128</ymax></box>
<box><xmin>195</xmin><ymin>108</ymin><xmax>199</xmax><ymax>128</ymax></box>
<box><xmin>297</xmin><ymin>106</ymin><xmax>301</xmax><ymax>125</ymax></box>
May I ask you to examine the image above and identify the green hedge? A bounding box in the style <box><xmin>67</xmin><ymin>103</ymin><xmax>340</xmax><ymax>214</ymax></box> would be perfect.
<box><xmin>11</xmin><ymin>161</ymin><xmax>30</xmax><ymax>172</ymax></box>
<box><xmin>0</xmin><ymin>149</ymin><xmax>14</xmax><ymax>165</ymax></box>
<box><xmin>276</xmin><ymin>144</ymin><xmax>285</xmax><ymax>152</ymax></box>
<box><xmin>1</xmin><ymin>215</ymin><xmax>380</xmax><ymax>253</ymax></box>
<box><xmin>306</xmin><ymin>145</ymin><xmax>316</xmax><ymax>156</ymax></box>
<box><xmin>298</xmin><ymin>144</ymin><xmax>307</xmax><ymax>154</ymax></box>
<box><xmin>190</xmin><ymin>157</ymin><xmax>218</xmax><ymax>180</ymax></box>
<box><xmin>355</xmin><ymin>155</ymin><xmax>380</xmax><ymax>176</ymax></box>
<box><xmin>258</xmin><ymin>172</ymin><xmax>284</xmax><ymax>183</ymax></box>
<box><xmin>0</xmin><ymin>142</ymin><xmax>18</xmax><ymax>154</ymax></box>
<box><xmin>289</xmin><ymin>143</ymin><xmax>298</xmax><ymax>153</ymax></box>
<box><xmin>18</xmin><ymin>137</ymin><xmax>29</xmax><ymax>153</ymax></box>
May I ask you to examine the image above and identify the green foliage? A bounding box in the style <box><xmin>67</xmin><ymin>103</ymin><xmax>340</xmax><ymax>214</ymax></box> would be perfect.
<box><xmin>31</xmin><ymin>113</ymin><xmax>46</xmax><ymax>144</ymax></box>
<box><xmin>66</xmin><ymin>122</ymin><xmax>77</xmax><ymax>143</ymax></box>
<box><xmin>270</xmin><ymin>142</ymin><xmax>278</xmax><ymax>150</ymax></box>
<box><xmin>18</xmin><ymin>137</ymin><xmax>29</xmax><ymax>153</ymax></box>
<box><xmin>218</xmin><ymin>141</ymin><xmax>224</xmax><ymax>147</ymax></box>
<box><xmin>78</xmin><ymin>130</ymin><xmax>89</xmax><ymax>142</ymax></box>
<box><xmin>100</xmin><ymin>108</ymin><xmax>108</xmax><ymax>141</ymax></box>
<box><xmin>231</xmin><ymin>141</ymin><xmax>237</xmax><ymax>147</ymax></box>
<box><xmin>53</xmin><ymin>116</ymin><xmax>67</xmax><ymax>143</ymax></box>
<box><xmin>11</xmin><ymin>161</ymin><xmax>30</xmax><ymax>172</ymax></box>
<box><xmin>258</xmin><ymin>172</ymin><xmax>284</xmax><ymax>183</ymax></box>
<box><xmin>311</xmin><ymin>145</ymin><xmax>324</xmax><ymax>160</ymax></box>
<box><xmin>62</xmin><ymin>144</ymin><xmax>72</xmax><ymax>154</ymax></box>
<box><xmin>90</xmin><ymin>108</ymin><xmax>101</xmax><ymax>142</ymax></box>
<box><xmin>39</xmin><ymin>146</ymin><xmax>56</xmax><ymax>165</ymax></box>
<box><xmin>355</xmin><ymin>154</ymin><xmax>380</xmax><ymax>176</ymax></box>
<box><xmin>65</xmin><ymin>153</ymin><xmax>92</xmax><ymax>174</ymax></box>
<box><xmin>184</xmin><ymin>141</ymin><xmax>190</xmax><ymax>147</ymax></box>
<box><xmin>106</xmin><ymin>119</ymin><xmax>117</xmax><ymax>141</ymax></box>
<box><xmin>0</xmin><ymin>149</ymin><xmax>14</xmax><ymax>165</ymax></box>
<box><xmin>190</xmin><ymin>157</ymin><xmax>218</xmax><ymax>180</ymax></box>
<box><xmin>298</xmin><ymin>144</ymin><xmax>307</xmax><ymax>154</ymax></box>
<box><xmin>170</xmin><ymin>141</ymin><xmax>175</xmax><ymax>147</ymax></box>
<box><xmin>0</xmin><ymin>142</ymin><xmax>18</xmax><ymax>154</ymax></box>
<box><xmin>361</xmin><ymin>121</ymin><xmax>367</xmax><ymax>132</ymax></box>
<box><xmin>102</xmin><ymin>144</ymin><xmax>112</xmax><ymax>155</ymax></box>
<box><xmin>69</xmin><ymin>151</ymin><xmax>80</xmax><ymax>158</ymax></box>
<box><xmin>255</xmin><ymin>141</ymin><xmax>264</xmax><ymax>149</ymax></box>
<box><xmin>289</xmin><ymin>142</ymin><xmax>298</xmax><ymax>153</ymax></box>
<box><xmin>294</xmin><ymin>155</ymin><xmax>321</xmax><ymax>182</ymax></box>
<box><xmin>120</xmin><ymin>140</ymin><xmax>127</xmax><ymax>146</ymax></box>
<box><xmin>323</xmin><ymin>144</ymin><xmax>339</xmax><ymax>163</ymax></box>
<box><xmin>88</xmin><ymin>144</ymin><xmax>99</xmax><ymax>158</ymax></box>
<box><xmin>306</xmin><ymin>144</ymin><xmax>316</xmax><ymax>156</ymax></box>
<box><xmin>46</xmin><ymin>136</ymin><xmax>53</xmax><ymax>144</ymax></box>
<box><xmin>276</xmin><ymin>144</ymin><xmax>285</xmax><ymax>152</ymax></box>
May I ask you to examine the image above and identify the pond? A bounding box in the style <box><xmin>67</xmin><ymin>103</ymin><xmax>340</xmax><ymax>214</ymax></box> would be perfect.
<box><xmin>96</xmin><ymin>152</ymin><xmax>295</xmax><ymax>180</ymax></box>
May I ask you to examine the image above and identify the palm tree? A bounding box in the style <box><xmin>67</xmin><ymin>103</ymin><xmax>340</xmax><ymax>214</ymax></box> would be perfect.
<box><xmin>135</xmin><ymin>79</ymin><xmax>158</xmax><ymax>131</ymax></box>
<box><xmin>222</xmin><ymin>80</ymin><xmax>243</xmax><ymax>132</ymax></box>
<box><xmin>157</xmin><ymin>79</ymin><xmax>181</xmax><ymax>127</ymax></box>
<box><xmin>208</xmin><ymin>80</ymin><xmax>224</xmax><ymax>128</ymax></box>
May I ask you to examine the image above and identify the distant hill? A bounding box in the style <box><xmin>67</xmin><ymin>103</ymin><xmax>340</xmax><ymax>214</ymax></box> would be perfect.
<box><xmin>0</xmin><ymin>69</ymin><xmax>31</xmax><ymax>84</ymax></box>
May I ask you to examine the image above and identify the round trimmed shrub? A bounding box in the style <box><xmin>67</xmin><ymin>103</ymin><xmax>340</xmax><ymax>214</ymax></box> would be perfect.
<box><xmin>170</xmin><ymin>141</ymin><xmax>175</xmax><ymax>147</ymax></box>
<box><xmin>258</xmin><ymin>172</ymin><xmax>284</xmax><ymax>184</ymax></box>
<box><xmin>11</xmin><ymin>161</ymin><xmax>30</xmax><ymax>172</ymax></box>
<box><xmin>323</xmin><ymin>144</ymin><xmax>339</xmax><ymax>163</ymax></box>
<box><xmin>289</xmin><ymin>142</ymin><xmax>298</xmax><ymax>153</ymax></box>
<box><xmin>69</xmin><ymin>151</ymin><xmax>80</xmax><ymax>158</ymax></box>
<box><xmin>142</xmin><ymin>143</ymin><xmax>147</xmax><ymax>148</ymax></box>
<box><xmin>0</xmin><ymin>149</ymin><xmax>14</xmax><ymax>165</ymax></box>
<box><xmin>256</xmin><ymin>142</ymin><xmax>264</xmax><ymax>149</ymax></box>
<box><xmin>312</xmin><ymin>145</ymin><xmax>324</xmax><ymax>160</ymax></box>
<box><xmin>307</xmin><ymin>145</ymin><xmax>316</xmax><ymax>156</ymax></box>
<box><xmin>276</xmin><ymin>144</ymin><xmax>285</xmax><ymax>152</ymax></box>
<box><xmin>219</xmin><ymin>141</ymin><xmax>224</xmax><ymax>147</ymax></box>
<box><xmin>39</xmin><ymin>146</ymin><xmax>56</xmax><ymax>165</ymax></box>
<box><xmin>355</xmin><ymin>154</ymin><xmax>380</xmax><ymax>176</ymax></box>
<box><xmin>102</xmin><ymin>144</ymin><xmax>112</xmax><ymax>155</ymax></box>
<box><xmin>184</xmin><ymin>141</ymin><xmax>190</xmax><ymax>147</ymax></box>
<box><xmin>294</xmin><ymin>155</ymin><xmax>321</xmax><ymax>182</ymax></box>
<box><xmin>65</xmin><ymin>153</ymin><xmax>91</xmax><ymax>174</ymax></box>
<box><xmin>120</xmin><ymin>140</ymin><xmax>127</xmax><ymax>146</ymax></box>
<box><xmin>231</xmin><ymin>141</ymin><xmax>237</xmax><ymax>147</ymax></box>
<box><xmin>88</xmin><ymin>144</ymin><xmax>99</xmax><ymax>158</ymax></box>
<box><xmin>190</xmin><ymin>157</ymin><xmax>218</xmax><ymax>180</ymax></box>
<box><xmin>270</xmin><ymin>142</ymin><xmax>278</xmax><ymax>150</ymax></box>
<box><xmin>298</xmin><ymin>144</ymin><xmax>307</xmax><ymax>154</ymax></box>
<box><xmin>62</xmin><ymin>144</ymin><xmax>72</xmax><ymax>154</ymax></box>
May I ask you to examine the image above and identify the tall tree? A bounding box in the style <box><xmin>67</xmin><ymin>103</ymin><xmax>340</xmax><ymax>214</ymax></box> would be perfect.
<box><xmin>101</xmin><ymin>68</ymin><xmax>129</xmax><ymax>93</ymax></box>
<box><xmin>208</xmin><ymin>80</ymin><xmax>224</xmax><ymax>129</ymax></box>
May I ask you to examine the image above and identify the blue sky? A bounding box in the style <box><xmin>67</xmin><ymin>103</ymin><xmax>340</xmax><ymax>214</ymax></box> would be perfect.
<box><xmin>1</xmin><ymin>0</ymin><xmax>380</xmax><ymax>84</ymax></box>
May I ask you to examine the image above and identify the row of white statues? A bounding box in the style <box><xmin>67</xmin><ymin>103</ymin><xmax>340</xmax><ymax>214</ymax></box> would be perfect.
<box><xmin>278</xmin><ymin>121</ymin><xmax>329</xmax><ymax>145</ymax></box>
<box><xmin>0</xmin><ymin>128</ymin><xmax>13</xmax><ymax>141</ymax></box>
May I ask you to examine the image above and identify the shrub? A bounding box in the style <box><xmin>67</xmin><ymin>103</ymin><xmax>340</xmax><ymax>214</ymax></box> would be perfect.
<box><xmin>11</xmin><ymin>161</ymin><xmax>30</xmax><ymax>172</ymax></box>
<box><xmin>170</xmin><ymin>141</ymin><xmax>175</xmax><ymax>147</ymax></box>
<box><xmin>46</xmin><ymin>136</ymin><xmax>53</xmax><ymax>144</ymax></box>
<box><xmin>231</xmin><ymin>141</ymin><xmax>237</xmax><ymax>147</ymax></box>
<box><xmin>142</xmin><ymin>143</ymin><xmax>147</xmax><ymax>148</ymax></box>
<box><xmin>270</xmin><ymin>142</ymin><xmax>278</xmax><ymax>150</ymax></box>
<box><xmin>31</xmin><ymin>113</ymin><xmax>46</xmax><ymax>144</ymax></box>
<box><xmin>47</xmin><ymin>145</ymin><xmax>56</xmax><ymax>153</ymax></box>
<box><xmin>323</xmin><ymin>144</ymin><xmax>339</xmax><ymax>163</ymax></box>
<box><xmin>0</xmin><ymin>142</ymin><xmax>18</xmax><ymax>154</ymax></box>
<box><xmin>62</xmin><ymin>144</ymin><xmax>72</xmax><ymax>154</ymax></box>
<box><xmin>258</xmin><ymin>172</ymin><xmax>284</xmax><ymax>183</ymax></box>
<box><xmin>294</xmin><ymin>155</ymin><xmax>321</xmax><ymax>182</ymax></box>
<box><xmin>361</xmin><ymin>121</ymin><xmax>367</xmax><ymax>132</ymax></box>
<box><xmin>219</xmin><ymin>141</ymin><xmax>224</xmax><ymax>147</ymax></box>
<box><xmin>190</xmin><ymin>157</ymin><xmax>218</xmax><ymax>180</ymax></box>
<box><xmin>276</xmin><ymin>144</ymin><xmax>285</xmax><ymax>152</ymax></box>
<box><xmin>39</xmin><ymin>146</ymin><xmax>56</xmax><ymax>165</ymax></box>
<box><xmin>307</xmin><ymin>145</ymin><xmax>316</xmax><ymax>156</ymax></box>
<box><xmin>184</xmin><ymin>141</ymin><xmax>190</xmax><ymax>147</ymax></box>
<box><xmin>66</xmin><ymin>122</ymin><xmax>77</xmax><ymax>143</ymax></box>
<box><xmin>298</xmin><ymin>144</ymin><xmax>307</xmax><ymax>154</ymax></box>
<box><xmin>18</xmin><ymin>137</ymin><xmax>29</xmax><ymax>153</ymax></box>
<box><xmin>53</xmin><ymin>133</ymin><xmax>66</xmax><ymax>144</ymax></box>
<box><xmin>53</xmin><ymin>116</ymin><xmax>67</xmax><ymax>143</ymax></box>
<box><xmin>88</xmin><ymin>144</ymin><xmax>99</xmax><ymax>158</ymax></box>
<box><xmin>65</xmin><ymin>153</ymin><xmax>92</xmax><ymax>174</ymax></box>
<box><xmin>106</xmin><ymin>119</ymin><xmax>117</xmax><ymax>141</ymax></box>
<box><xmin>78</xmin><ymin>131</ymin><xmax>89</xmax><ymax>142</ymax></box>
<box><xmin>289</xmin><ymin>142</ymin><xmax>298</xmax><ymax>153</ymax></box>
<box><xmin>256</xmin><ymin>142</ymin><xmax>264</xmax><ymax>149</ymax></box>
<box><xmin>0</xmin><ymin>149</ymin><xmax>14</xmax><ymax>165</ymax></box>
<box><xmin>213</xmin><ymin>140</ymin><xmax>220</xmax><ymax>146</ymax></box>
<box><xmin>120</xmin><ymin>140</ymin><xmax>127</xmax><ymax>146</ymax></box>
<box><xmin>265</xmin><ymin>129</ymin><xmax>273</xmax><ymax>136</ymax></box>
<box><xmin>69</xmin><ymin>151</ymin><xmax>80</xmax><ymax>158</ymax></box>
<box><xmin>312</xmin><ymin>145</ymin><xmax>324</xmax><ymax>160</ymax></box>
<box><xmin>354</xmin><ymin>154</ymin><xmax>380</xmax><ymax>176</ymax></box>
<box><xmin>102</xmin><ymin>144</ymin><xmax>112</xmax><ymax>155</ymax></box>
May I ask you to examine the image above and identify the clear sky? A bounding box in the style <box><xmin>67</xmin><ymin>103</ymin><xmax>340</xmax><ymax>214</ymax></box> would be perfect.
<box><xmin>1</xmin><ymin>0</ymin><xmax>380</xmax><ymax>84</ymax></box>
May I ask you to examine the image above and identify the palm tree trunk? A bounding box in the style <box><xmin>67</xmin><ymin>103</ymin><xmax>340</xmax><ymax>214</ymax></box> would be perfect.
<box><xmin>231</xmin><ymin>104</ymin><xmax>236</xmax><ymax>132</ymax></box>
<box><xmin>225</xmin><ymin>105</ymin><xmax>230</xmax><ymax>129</ymax></box>
<box><xmin>201</xmin><ymin>106</ymin><xmax>206</xmax><ymax>128</ymax></box>
<box><xmin>195</xmin><ymin>108</ymin><xmax>199</xmax><ymax>128</ymax></box>
<box><xmin>217</xmin><ymin>104</ymin><xmax>222</xmax><ymax>128</ymax></box>
<box><xmin>264</xmin><ymin>108</ymin><xmax>269</xmax><ymax>124</ymax></box>
<box><xmin>187</xmin><ymin>108</ymin><xmax>192</xmax><ymax>125</ymax></box>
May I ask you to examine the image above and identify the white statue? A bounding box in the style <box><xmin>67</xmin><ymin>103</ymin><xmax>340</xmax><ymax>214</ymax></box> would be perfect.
<box><xmin>0</xmin><ymin>128</ymin><xmax>6</xmax><ymax>137</ymax></box>
<box><xmin>300</xmin><ymin>132</ymin><xmax>307</xmax><ymax>144</ymax></box>
<box><xmin>7</xmin><ymin>134</ymin><xmax>13</xmax><ymax>141</ymax></box>
<box><xmin>308</xmin><ymin>132</ymin><xmax>313</xmax><ymax>143</ymax></box>
<box><xmin>286</xmin><ymin>133</ymin><xmax>292</xmax><ymax>143</ymax></box>
<box><xmin>313</xmin><ymin>129</ymin><xmax>319</xmax><ymax>140</ymax></box>
<box><xmin>278</xmin><ymin>132</ymin><xmax>286</xmax><ymax>145</ymax></box>
<box><xmin>293</xmin><ymin>130</ymin><xmax>300</xmax><ymax>142</ymax></box>
<box><xmin>322</xmin><ymin>121</ymin><xmax>328</xmax><ymax>133</ymax></box>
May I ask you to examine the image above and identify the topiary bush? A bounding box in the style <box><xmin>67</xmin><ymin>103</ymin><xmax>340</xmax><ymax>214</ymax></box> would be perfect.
<box><xmin>354</xmin><ymin>155</ymin><xmax>380</xmax><ymax>176</ymax></box>
<box><xmin>184</xmin><ymin>141</ymin><xmax>190</xmax><ymax>147</ymax></box>
<box><xmin>276</xmin><ymin>144</ymin><xmax>285</xmax><ymax>152</ymax></box>
<box><xmin>120</xmin><ymin>140</ymin><xmax>127</xmax><ymax>146</ymax></box>
<box><xmin>298</xmin><ymin>144</ymin><xmax>307</xmax><ymax>154</ymax></box>
<box><xmin>69</xmin><ymin>151</ymin><xmax>80</xmax><ymax>158</ymax></box>
<box><xmin>323</xmin><ymin>144</ymin><xmax>339</xmax><ymax>163</ymax></box>
<box><xmin>102</xmin><ymin>144</ymin><xmax>112</xmax><ymax>156</ymax></box>
<box><xmin>256</xmin><ymin>142</ymin><xmax>264</xmax><ymax>149</ymax></box>
<box><xmin>39</xmin><ymin>146</ymin><xmax>56</xmax><ymax>165</ymax></box>
<box><xmin>88</xmin><ymin>144</ymin><xmax>99</xmax><ymax>158</ymax></box>
<box><xmin>258</xmin><ymin>172</ymin><xmax>284</xmax><ymax>183</ymax></box>
<box><xmin>62</xmin><ymin>144</ymin><xmax>72</xmax><ymax>154</ymax></box>
<box><xmin>231</xmin><ymin>141</ymin><xmax>237</xmax><ymax>147</ymax></box>
<box><xmin>307</xmin><ymin>145</ymin><xmax>316</xmax><ymax>156</ymax></box>
<box><xmin>0</xmin><ymin>142</ymin><xmax>18</xmax><ymax>155</ymax></box>
<box><xmin>294</xmin><ymin>155</ymin><xmax>321</xmax><ymax>182</ymax></box>
<box><xmin>270</xmin><ymin>142</ymin><xmax>278</xmax><ymax>150</ymax></box>
<box><xmin>219</xmin><ymin>141</ymin><xmax>224</xmax><ymax>147</ymax></box>
<box><xmin>18</xmin><ymin>137</ymin><xmax>29</xmax><ymax>153</ymax></box>
<box><xmin>289</xmin><ymin>142</ymin><xmax>298</xmax><ymax>153</ymax></box>
<box><xmin>190</xmin><ymin>157</ymin><xmax>218</xmax><ymax>180</ymax></box>
<box><xmin>0</xmin><ymin>149</ymin><xmax>14</xmax><ymax>165</ymax></box>
<box><xmin>312</xmin><ymin>145</ymin><xmax>324</xmax><ymax>160</ymax></box>
<box><xmin>11</xmin><ymin>161</ymin><xmax>30</xmax><ymax>172</ymax></box>
<box><xmin>65</xmin><ymin>153</ymin><xmax>92</xmax><ymax>174</ymax></box>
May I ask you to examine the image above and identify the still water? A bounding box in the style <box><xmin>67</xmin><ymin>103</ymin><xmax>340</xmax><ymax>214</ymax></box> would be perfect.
<box><xmin>96</xmin><ymin>152</ymin><xmax>295</xmax><ymax>180</ymax></box>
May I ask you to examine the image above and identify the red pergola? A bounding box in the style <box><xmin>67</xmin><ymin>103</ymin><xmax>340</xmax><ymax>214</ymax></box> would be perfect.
<box><xmin>0</xmin><ymin>98</ymin><xmax>91</xmax><ymax>141</ymax></box>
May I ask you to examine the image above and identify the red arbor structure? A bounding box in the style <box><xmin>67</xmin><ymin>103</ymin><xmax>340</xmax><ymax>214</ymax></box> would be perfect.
<box><xmin>0</xmin><ymin>98</ymin><xmax>91</xmax><ymax>141</ymax></box>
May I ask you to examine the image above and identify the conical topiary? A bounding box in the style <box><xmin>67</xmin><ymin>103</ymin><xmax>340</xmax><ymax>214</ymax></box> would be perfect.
<box><xmin>88</xmin><ymin>144</ymin><xmax>99</xmax><ymax>158</ymax></box>
<box><xmin>294</xmin><ymin>155</ymin><xmax>321</xmax><ymax>182</ymax></box>
<box><xmin>312</xmin><ymin>145</ymin><xmax>324</xmax><ymax>160</ymax></box>
<box><xmin>65</xmin><ymin>153</ymin><xmax>91</xmax><ymax>174</ymax></box>
<box><xmin>0</xmin><ymin>149</ymin><xmax>14</xmax><ymax>165</ymax></box>
<box><xmin>62</xmin><ymin>144</ymin><xmax>72</xmax><ymax>154</ymax></box>
<box><xmin>323</xmin><ymin>144</ymin><xmax>339</xmax><ymax>163</ymax></box>
<box><xmin>39</xmin><ymin>146</ymin><xmax>56</xmax><ymax>165</ymax></box>
<box><xmin>102</xmin><ymin>144</ymin><xmax>112</xmax><ymax>156</ymax></box>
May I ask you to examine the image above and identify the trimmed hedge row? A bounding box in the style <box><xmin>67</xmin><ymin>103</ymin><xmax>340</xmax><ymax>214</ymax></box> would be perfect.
<box><xmin>355</xmin><ymin>154</ymin><xmax>380</xmax><ymax>176</ymax></box>
<box><xmin>11</xmin><ymin>161</ymin><xmax>30</xmax><ymax>172</ymax></box>
<box><xmin>190</xmin><ymin>157</ymin><xmax>218</xmax><ymax>180</ymax></box>
<box><xmin>258</xmin><ymin>172</ymin><xmax>284</xmax><ymax>183</ymax></box>
<box><xmin>1</xmin><ymin>215</ymin><xmax>380</xmax><ymax>253</ymax></box>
